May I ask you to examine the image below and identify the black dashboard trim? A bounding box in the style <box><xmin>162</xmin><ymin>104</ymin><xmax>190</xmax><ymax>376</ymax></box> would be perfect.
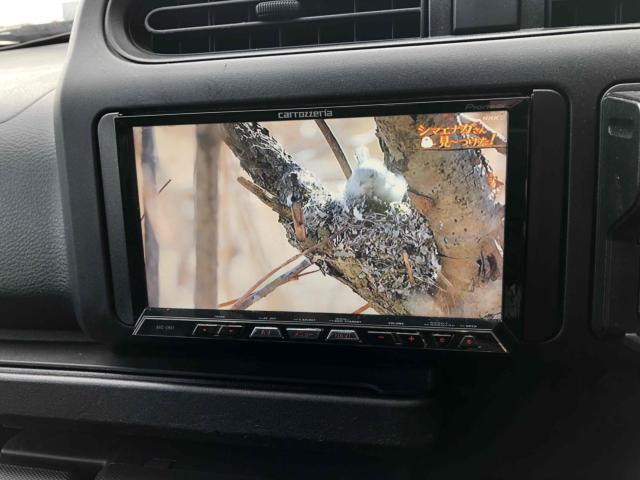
<box><xmin>0</xmin><ymin>366</ymin><xmax>436</xmax><ymax>446</ymax></box>
<box><xmin>104</xmin><ymin>0</ymin><xmax>640</xmax><ymax>65</ymax></box>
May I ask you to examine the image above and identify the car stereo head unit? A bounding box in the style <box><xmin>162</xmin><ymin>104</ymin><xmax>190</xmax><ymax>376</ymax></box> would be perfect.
<box><xmin>96</xmin><ymin>93</ymin><xmax>566</xmax><ymax>352</ymax></box>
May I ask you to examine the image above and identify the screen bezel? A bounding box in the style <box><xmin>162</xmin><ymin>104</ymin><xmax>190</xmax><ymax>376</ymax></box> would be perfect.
<box><xmin>105</xmin><ymin>97</ymin><xmax>530</xmax><ymax>338</ymax></box>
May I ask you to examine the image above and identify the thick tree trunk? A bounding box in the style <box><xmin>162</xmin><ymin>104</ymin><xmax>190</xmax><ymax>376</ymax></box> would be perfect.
<box><xmin>221</xmin><ymin>122</ymin><xmax>440</xmax><ymax>315</ymax></box>
<box><xmin>375</xmin><ymin>114</ymin><xmax>504</xmax><ymax>318</ymax></box>
<box><xmin>194</xmin><ymin>124</ymin><xmax>221</xmax><ymax>309</ymax></box>
<box><xmin>141</xmin><ymin>127</ymin><xmax>159</xmax><ymax>306</ymax></box>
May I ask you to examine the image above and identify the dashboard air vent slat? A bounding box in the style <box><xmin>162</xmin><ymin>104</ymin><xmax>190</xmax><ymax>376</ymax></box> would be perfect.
<box><xmin>546</xmin><ymin>0</ymin><xmax>640</xmax><ymax>28</ymax></box>
<box><xmin>132</xmin><ymin>0</ymin><xmax>426</xmax><ymax>55</ymax></box>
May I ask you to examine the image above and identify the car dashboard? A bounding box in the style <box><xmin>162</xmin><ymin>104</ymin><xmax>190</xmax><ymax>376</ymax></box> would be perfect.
<box><xmin>1</xmin><ymin>0</ymin><xmax>640</xmax><ymax>478</ymax></box>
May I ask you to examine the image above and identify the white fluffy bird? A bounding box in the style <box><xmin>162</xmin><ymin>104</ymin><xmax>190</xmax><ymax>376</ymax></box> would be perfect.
<box><xmin>343</xmin><ymin>146</ymin><xmax>407</xmax><ymax>206</ymax></box>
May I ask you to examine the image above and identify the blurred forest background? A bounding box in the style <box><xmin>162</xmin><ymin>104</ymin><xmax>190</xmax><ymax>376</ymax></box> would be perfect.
<box><xmin>133</xmin><ymin>112</ymin><xmax>506</xmax><ymax>316</ymax></box>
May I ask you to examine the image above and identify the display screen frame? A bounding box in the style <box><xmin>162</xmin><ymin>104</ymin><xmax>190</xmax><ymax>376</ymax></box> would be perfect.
<box><xmin>103</xmin><ymin>97</ymin><xmax>530</xmax><ymax>339</ymax></box>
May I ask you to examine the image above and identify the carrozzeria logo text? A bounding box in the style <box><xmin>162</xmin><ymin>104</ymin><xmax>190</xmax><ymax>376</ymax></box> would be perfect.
<box><xmin>277</xmin><ymin>109</ymin><xmax>333</xmax><ymax>119</ymax></box>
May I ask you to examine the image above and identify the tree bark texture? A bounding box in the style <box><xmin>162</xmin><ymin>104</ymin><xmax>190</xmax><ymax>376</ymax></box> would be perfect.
<box><xmin>141</xmin><ymin>127</ymin><xmax>159</xmax><ymax>307</ymax></box>
<box><xmin>376</xmin><ymin>114</ymin><xmax>504</xmax><ymax>318</ymax></box>
<box><xmin>194</xmin><ymin>124</ymin><xmax>221</xmax><ymax>309</ymax></box>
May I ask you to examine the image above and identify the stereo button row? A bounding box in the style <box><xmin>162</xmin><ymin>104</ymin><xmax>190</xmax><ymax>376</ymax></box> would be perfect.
<box><xmin>365</xmin><ymin>331</ymin><xmax>425</xmax><ymax>348</ymax></box>
<box><xmin>193</xmin><ymin>324</ymin><xmax>219</xmax><ymax>337</ymax></box>
<box><xmin>193</xmin><ymin>323</ymin><xmax>245</xmax><ymax>338</ymax></box>
<box><xmin>137</xmin><ymin>319</ymin><xmax>503</xmax><ymax>352</ymax></box>
<box><xmin>251</xmin><ymin>327</ymin><xmax>326</xmax><ymax>341</ymax></box>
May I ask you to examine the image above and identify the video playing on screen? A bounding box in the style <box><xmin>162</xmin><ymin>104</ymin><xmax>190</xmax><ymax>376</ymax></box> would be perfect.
<box><xmin>133</xmin><ymin>109</ymin><xmax>508</xmax><ymax>320</ymax></box>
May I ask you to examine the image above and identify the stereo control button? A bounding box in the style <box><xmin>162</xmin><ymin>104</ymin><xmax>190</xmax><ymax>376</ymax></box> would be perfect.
<box><xmin>218</xmin><ymin>325</ymin><xmax>245</xmax><ymax>338</ymax></box>
<box><xmin>474</xmin><ymin>333</ymin><xmax>505</xmax><ymax>352</ymax></box>
<box><xmin>286</xmin><ymin>328</ymin><xmax>323</xmax><ymax>340</ymax></box>
<box><xmin>458</xmin><ymin>335</ymin><xmax>479</xmax><ymax>349</ymax></box>
<box><xmin>326</xmin><ymin>329</ymin><xmax>360</xmax><ymax>343</ymax></box>
<box><xmin>397</xmin><ymin>332</ymin><xmax>425</xmax><ymax>348</ymax></box>
<box><xmin>432</xmin><ymin>333</ymin><xmax>453</xmax><ymax>347</ymax></box>
<box><xmin>192</xmin><ymin>324</ymin><xmax>220</xmax><ymax>337</ymax></box>
<box><xmin>250</xmin><ymin>326</ymin><xmax>283</xmax><ymax>339</ymax></box>
<box><xmin>366</xmin><ymin>331</ymin><xmax>396</xmax><ymax>345</ymax></box>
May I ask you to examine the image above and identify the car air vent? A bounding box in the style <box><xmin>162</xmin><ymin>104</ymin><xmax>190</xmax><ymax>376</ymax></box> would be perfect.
<box><xmin>129</xmin><ymin>0</ymin><xmax>426</xmax><ymax>55</ymax></box>
<box><xmin>546</xmin><ymin>0</ymin><xmax>640</xmax><ymax>28</ymax></box>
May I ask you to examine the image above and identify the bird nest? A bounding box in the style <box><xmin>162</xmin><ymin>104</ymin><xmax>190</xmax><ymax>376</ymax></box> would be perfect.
<box><xmin>282</xmin><ymin>189</ymin><xmax>441</xmax><ymax>313</ymax></box>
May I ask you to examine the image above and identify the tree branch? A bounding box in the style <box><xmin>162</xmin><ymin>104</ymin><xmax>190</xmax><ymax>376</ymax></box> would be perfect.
<box><xmin>352</xmin><ymin>303</ymin><xmax>370</xmax><ymax>314</ymax></box>
<box><xmin>218</xmin><ymin>268</ymin><xmax>319</xmax><ymax>308</ymax></box>
<box><xmin>140</xmin><ymin>179</ymin><xmax>172</xmax><ymax>222</ymax></box>
<box><xmin>315</xmin><ymin>119</ymin><xmax>352</xmax><ymax>178</ymax></box>
<box><xmin>291</xmin><ymin>201</ymin><xmax>307</xmax><ymax>242</ymax></box>
<box><xmin>237</xmin><ymin>177</ymin><xmax>290</xmax><ymax>218</ymax></box>
<box><xmin>233</xmin><ymin>259</ymin><xmax>312</xmax><ymax>310</ymax></box>
<box><xmin>229</xmin><ymin>225</ymin><xmax>347</xmax><ymax>310</ymax></box>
